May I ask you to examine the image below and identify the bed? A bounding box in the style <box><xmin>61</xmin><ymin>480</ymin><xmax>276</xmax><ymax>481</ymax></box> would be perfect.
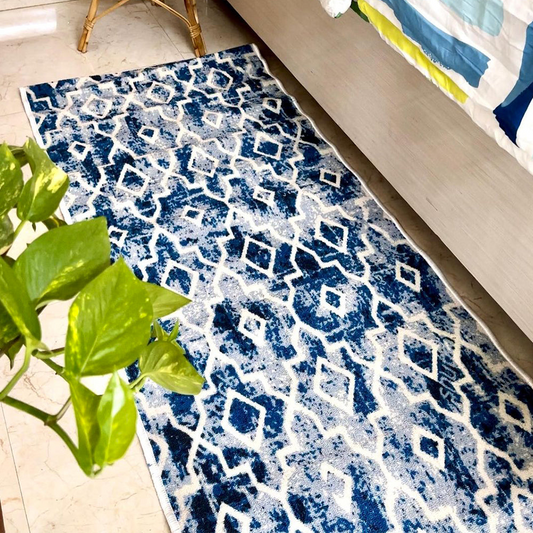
<box><xmin>321</xmin><ymin>0</ymin><xmax>533</xmax><ymax>174</ymax></box>
<box><xmin>227</xmin><ymin>0</ymin><xmax>533</xmax><ymax>342</ymax></box>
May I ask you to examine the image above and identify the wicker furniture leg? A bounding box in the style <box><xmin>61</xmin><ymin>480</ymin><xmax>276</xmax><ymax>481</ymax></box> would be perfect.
<box><xmin>77</xmin><ymin>0</ymin><xmax>206</xmax><ymax>57</ymax></box>
<box><xmin>184</xmin><ymin>0</ymin><xmax>206</xmax><ymax>57</ymax></box>
<box><xmin>77</xmin><ymin>0</ymin><xmax>100</xmax><ymax>53</ymax></box>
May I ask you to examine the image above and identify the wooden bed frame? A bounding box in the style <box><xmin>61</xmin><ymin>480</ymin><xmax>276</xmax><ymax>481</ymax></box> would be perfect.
<box><xmin>228</xmin><ymin>0</ymin><xmax>533</xmax><ymax>341</ymax></box>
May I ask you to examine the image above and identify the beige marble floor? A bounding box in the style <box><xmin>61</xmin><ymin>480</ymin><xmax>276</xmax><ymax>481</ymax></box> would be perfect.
<box><xmin>0</xmin><ymin>0</ymin><xmax>532</xmax><ymax>531</ymax></box>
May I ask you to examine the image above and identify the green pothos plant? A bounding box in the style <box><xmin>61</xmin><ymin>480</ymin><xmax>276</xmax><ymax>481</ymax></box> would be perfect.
<box><xmin>0</xmin><ymin>139</ymin><xmax>204</xmax><ymax>477</ymax></box>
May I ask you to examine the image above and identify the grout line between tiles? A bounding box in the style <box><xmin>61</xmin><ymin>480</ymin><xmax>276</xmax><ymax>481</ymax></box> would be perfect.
<box><xmin>141</xmin><ymin>0</ymin><xmax>192</xmax><ymax>59</ymax></box>
<box><xmin>0</xmin><ymin>0</ymin><xmax>78</xmax><ymax>14</ymax></box>
<box><xmin>1</xmin><ymin>404</ymin><xmax>32</xmax><ymax>533</ymax></box>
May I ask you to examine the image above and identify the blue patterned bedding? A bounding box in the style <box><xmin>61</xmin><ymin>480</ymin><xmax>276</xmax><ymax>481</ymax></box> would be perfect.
<box><xmin>320</xmin><ymin>0</ymin><xmax>533</xmax><ymax>175</ymax></box>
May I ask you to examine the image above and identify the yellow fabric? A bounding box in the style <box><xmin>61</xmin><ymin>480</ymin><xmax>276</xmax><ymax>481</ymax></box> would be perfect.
<box><xmin>358</xmin><ymin>0</ymin><xmax>468</xmax><ymax>104</ymax></box>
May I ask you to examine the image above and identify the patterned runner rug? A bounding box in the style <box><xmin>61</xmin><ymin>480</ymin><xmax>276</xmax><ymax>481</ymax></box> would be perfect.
<box><xmin>22</xmin><ymin>45</ymin><xmax>533</xmax><ymax>532</ymax></box>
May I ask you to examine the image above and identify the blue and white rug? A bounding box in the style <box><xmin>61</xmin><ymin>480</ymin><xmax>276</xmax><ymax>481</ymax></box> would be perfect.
<box><xmin>21</xmin><ymin>45</ymin><xmax>533</xmax><ymax>532</ymax></box>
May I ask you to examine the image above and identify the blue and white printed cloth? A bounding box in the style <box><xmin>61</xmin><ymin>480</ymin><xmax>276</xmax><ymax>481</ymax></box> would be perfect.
<box><xmin>322</xmin><ymin>0</ymin><xmax>533</xmax><ymax>175</ymax></box>
<box><xmin>21</xmin><ymin>45</ymin><xmax>533</xmax><ymax>532</ymax></box>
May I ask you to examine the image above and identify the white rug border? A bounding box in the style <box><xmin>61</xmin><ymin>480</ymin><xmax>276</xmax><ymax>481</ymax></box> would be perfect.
<box><xmin>18</xmin><ymin>45</ymin><xmax>533</xmax><ymax>533</ymax></box>
<box><xmin>19</xmin><ymin>84</ymin><xmax>182</xmax><ymax>532</ymax></box>
<box><xmin>250</xmin><ymin>43</ymin><xmax>533</xmax><ymax>390</ymax></box>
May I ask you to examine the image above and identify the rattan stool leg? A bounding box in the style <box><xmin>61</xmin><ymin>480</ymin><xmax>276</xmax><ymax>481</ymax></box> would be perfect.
<box><xmin>184</xmin><ymin>0</ymin><xmax>206</xmax><ymax>57</ymax></box>
<box><xmin>77</xmin><ymin>0</ymin><xmax>99</xmax><ymax>53</ymax></box>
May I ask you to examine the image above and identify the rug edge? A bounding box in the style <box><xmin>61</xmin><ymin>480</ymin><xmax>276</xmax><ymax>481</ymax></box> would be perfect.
<box><xmin>19</xmin><ymin>87</ymin><xmax>45</xmax><ymax>148</ymax></box>
<box><xmin>248</xmin><ymin>43</ymin><xmax>533</xmax><ymax>391</ymax></box>
<box><xmin>19</xmin><ymin>44</ymin><xmax>254</xmax><ymax>98</ymax></box>
<box><xmin>18</xmin><ymin>47</ymin><xmax>533</xmax><ymax>532</ymax></box>
<box><xmin>135</xmin><ymin>410</ymin><xmax>182</xmax><ymax>532</ymax></box>
<box><xmin>19</xmin><ymin>86</ymin><xmax>183</xmax><ymax>533</ymax></box>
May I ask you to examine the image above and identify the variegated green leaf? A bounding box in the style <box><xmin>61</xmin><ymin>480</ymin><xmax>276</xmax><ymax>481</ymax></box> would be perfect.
<box><xmin>0</xmin><ymin>214</ymin><xmax>14</xmax><ymax>254</ymax></box>
<box><xmin>14</xmin><ymin>217</ymin><xmax>110</xmax><ymax>306</ymax></box>
<box><xmin>94</xmin><ymin>372</ymin><xmax>137</xmax><ymax>467</ymax></box>
<box><xmin>7</xmin><ymin>145</ymin><xmax>28</xmax><ymax>167</ymax></box>
<box><xmin>0</xmin><ymin>303</ymin><xmax>19</xmax><ymax>366</ymax></box>
<box><xmin>0</xmin><ymin>257</ymin><xmax>41</xmax><ymax>343</ymax></box>
<box><xmin>16</xmin><ymin>138</ymin><xmax>69</xmax><ymax>223</ymax></box>
<box><xmin>42</xmin><ymin>215</ymin><xmax>67</xmax><ymax>230</ymax></box>
<box><xmin>65</xmin><ymin>258</ymin><xmax>152</xmax><ymax>376</ymax></box>
<box><xmin>70</xmin><ymin>381</ymin><xmax>101</xmax><ymax>476</ymax></box>
<box><xmin>141</xmin><ymin>281</ymin><xmax>190</xmax><ymax>319</ymax></box>
<box><xmin>0</xmin><ymin>143</ymin><xmax>23</xmax><ymax>218</ymax></box>
<box><xmin>139</xmin><ymin>339</ymin><xmax>204</xmax><ymax>395</ymax></box>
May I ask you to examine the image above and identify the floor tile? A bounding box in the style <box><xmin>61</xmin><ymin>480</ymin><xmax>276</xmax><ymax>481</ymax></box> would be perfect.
<box><xmin>0</xmin><ymin>112</ymin><xmax>33</xmax><ymax>145</ymax></box>
<box><xmin>2</xmin><ymin>393</ymin><xmax>169</xmax><ymax>533</ymax></box>
<box><xmin>0</xmin><ymin>0</ymin><xmax>70</xmax><ymax>12</ymax></box>
<box><xmin>0</xmin><ymin>0</ymin><xmax>532</xmax><ymax>531</ymax></box>
<box><xmin>0</xmin><ymin>0</ymin><xmax>182</xmax><ymax>117</ymax></box>
<box><xmin>145</xmin><ymin>0</ymin><xmax>255</xmax><ymax>55</ymax></box>
<box><xmin>0</xmin><ymin>407</ymin><xmax>30</xmax><ymax>533</ymax></box>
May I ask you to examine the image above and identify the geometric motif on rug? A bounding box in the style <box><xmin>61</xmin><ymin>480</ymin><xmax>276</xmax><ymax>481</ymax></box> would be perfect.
<box><xmin>22</xmin><ymin>44</ymin><xmax>533</xmax><ymax>532</ymax></box>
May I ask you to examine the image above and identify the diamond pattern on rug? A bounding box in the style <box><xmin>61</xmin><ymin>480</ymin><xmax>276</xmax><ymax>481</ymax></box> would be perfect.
<box><xmin>21</xmin><ymin>44</ymin><xmax>533</xmax><ymax>533</ymax></box>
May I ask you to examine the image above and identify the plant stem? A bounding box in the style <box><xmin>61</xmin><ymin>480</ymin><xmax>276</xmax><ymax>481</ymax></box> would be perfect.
<box><xmin>39</xmin><ymin>358</ymin><xmax>73</xmax><ymax>385</ymax></box>
<box><xmin>12</xmin><ymin>220</ymin><xmax>27</xmax><ymax>240</ymax></box>
<box><xmin>40</xmin><ymin>358</ymin><xmax>65</xmax><ymax>375</ymax></box>
<box><xmin>34</xmin><ymin>346</ymin><xmax>65</xmax><ymax>358</ymax></box>
<box><xmin>0</xmin><ymin>347</ymin><xmax>31</xmax><ymax>400</ymax></box>
<box><xmin>50</xmin><ymin>347</ymin><xmax>65</xmax><ymax>356</ymax></box>
<box><xmin>1</xmin><ymin>396</ymin><xmax>78</xmax><ymax>458</ymax></box>
<box><xmin>45</xmin><ymin>397</ymin><xmax>71</xmax><ymax>425</ymax></box>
